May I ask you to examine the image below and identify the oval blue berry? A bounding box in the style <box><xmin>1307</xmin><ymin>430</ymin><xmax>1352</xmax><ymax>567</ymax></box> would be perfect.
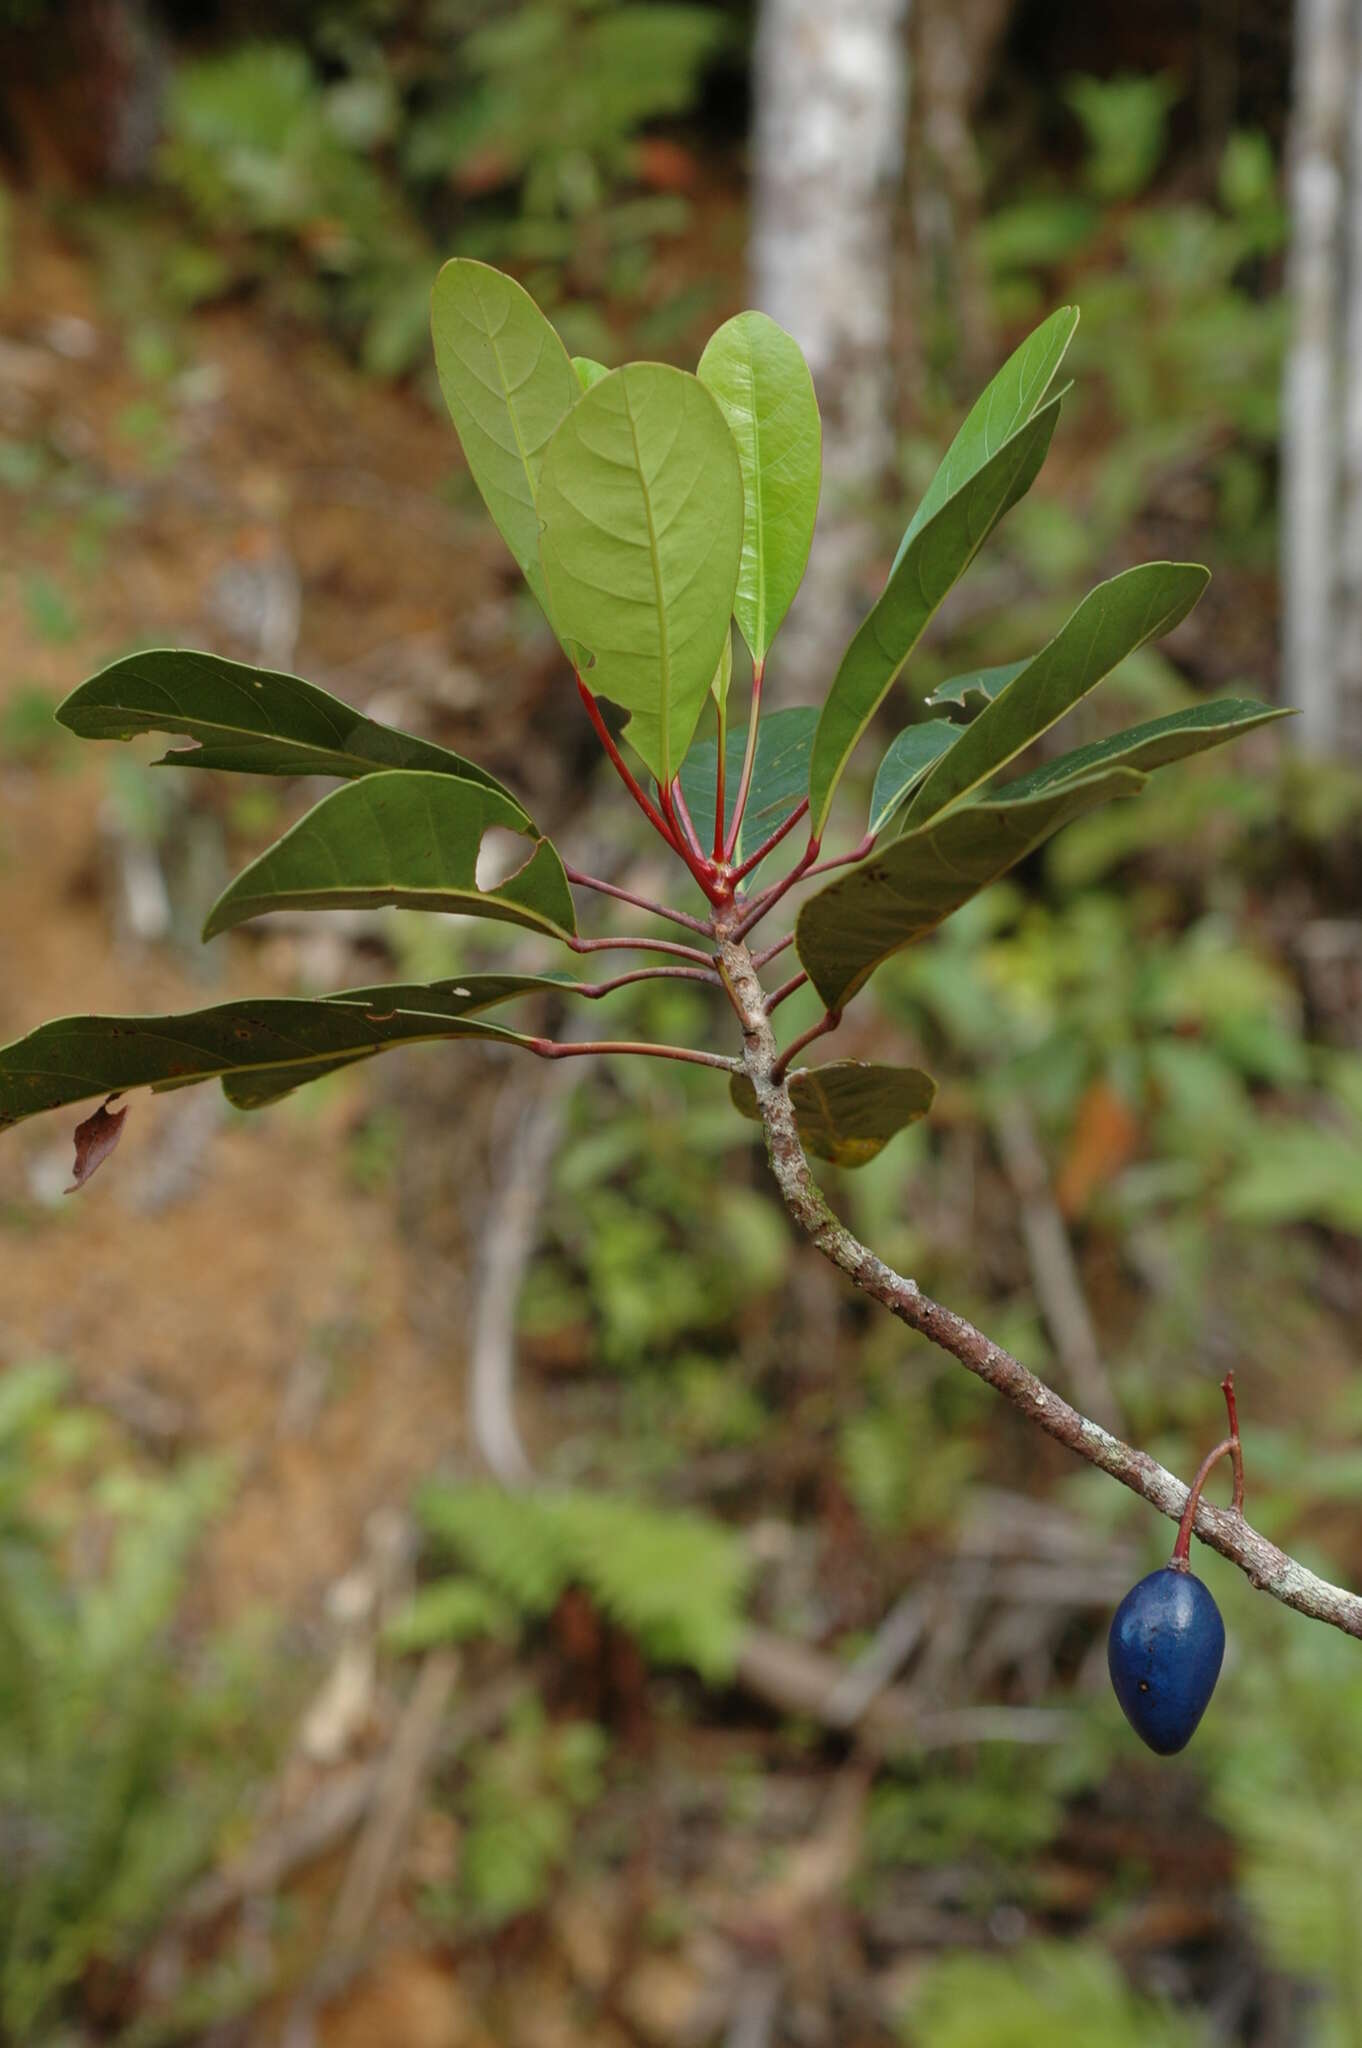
<box><xmin>1107</xmin><ymin>1566</ymin><xmax>1225</xmax><ymax>1754</ymax></box>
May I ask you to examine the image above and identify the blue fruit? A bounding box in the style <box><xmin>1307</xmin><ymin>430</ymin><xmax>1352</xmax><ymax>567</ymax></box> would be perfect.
<box><xmin>1107</xmin><ymin>1566</ymin><xmax>1225</xmax><ymax>1754</ymax></box>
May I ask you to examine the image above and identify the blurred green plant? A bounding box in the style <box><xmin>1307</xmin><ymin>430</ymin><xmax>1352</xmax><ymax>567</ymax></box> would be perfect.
<box><xmin>157</xmin><ymin>1</ymin><xmax>729</xmax><ymax>375</ymax></box>
<box><xmin>0</xmin><ymin>1365</ymin><xmax>274</xmax><ymax>2046</ymax></box>
<box><xmin>1207</xmin><ymin>1602</ymin><xmax>1362</xmax><ymax>2048</ymax></box>
<box><xmin>426</xmin><ymin>1697</ymin><xmax>608</xmax><ymax>1930</ymax></box>
<box><xmin>524</xmin><ymin>1018</ymin><xmax>789</xmax><ymax>1370</ymax></box>
<box><xmin>409</xmin><ymin>1480</ymin><xmax>749</xmax><ymax>1682</ymax></box>
<box><xmin>904</xmin><ymin>1939</ymin><xmax>1207</xmax><ymax>2047</ymax></box>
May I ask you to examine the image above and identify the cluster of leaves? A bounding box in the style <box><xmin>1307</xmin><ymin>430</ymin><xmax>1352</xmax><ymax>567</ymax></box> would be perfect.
<box><xmin>156</xmin><ymin>2</ymin><xmax>730</xmax><ymax>375</ymax></box>
<box><xmin>0</xmin><ymin>1366</ymin><xmax>272</xmax><ymax>2045</ymax></box>
<box><xmin>403</xmin><ymin>1480</ymin><xmax>749</xmax><ymax>1682</ymax></box>
<box><xmin>0</xmin><ymin>258</ymin><xmax>1284</xmax><ymax>1183</ymax></box>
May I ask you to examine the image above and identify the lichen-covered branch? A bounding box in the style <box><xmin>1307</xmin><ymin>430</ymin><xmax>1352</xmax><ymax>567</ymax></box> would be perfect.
<box><xmin>717</xmin><ymin>930</ymin><xmax>1362</xmax><ymax>1642</ymax></box>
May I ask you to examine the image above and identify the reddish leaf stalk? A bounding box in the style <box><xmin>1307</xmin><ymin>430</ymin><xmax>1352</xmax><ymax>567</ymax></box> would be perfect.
<box><xmin>771</xmin><ymin>1006</ymin><xmax>843</xmax><ymax>1082</ymax></box>
<box><xmin>563</xmin><ymin>865</ymin><xmax>711</xmax><ymax>933</ymax></box>
<box><xmin>529</xmin><ymin>1037</ymin><xmax>737</xmax><ymax>1071</ymax></box>
<box><xmin>732</xmin><ymin>837</ymin><xmax>822</xmax><ymax>940</ymax></box>
<box><xmin>751</xmin><ymin>934</ymin><xmax>796</xmax><ymax>970</ymax></box>
<box><xmin>576</xmin><ymin>965</ymin><xmax>720</xmax><ymax>997</ymax></box>
<box><xmin>567</xmin><ymin>934</ymin><xmax>715</xmax><ymax>966</ymax></box>
<box><xmin>723</xmin><ymin>658</ymin><xmax>765</xmax><ymax>862</ymax></box>
<box><xmin>658</xmin><ymin>777</ymin><xmax>724</xmax><ymax>899</ymax></box>
<box><xmin>728</xmin><ymin>798</ymin><xmax>810</xmax><ymax>884</ymax></box>
<box><xmin>668</xmin><ymin>775</ymin><xmax>708</xmax><ymax>868</ymax></box>
<box><xmin>577</xmin><ymin>678</ymin><xmax>681</xmax><ymax>851</ymax></box>
<box><xmin>764</xmin><ymin>970</ymin><xmax>808</xmax><ymax>1013</ymax></box>
<box><xmin>712</xmin><ymin>707</ymin><xmax>728</xmax><ymax>862</ymax></box>
<box><xmin>804</xmin><ymin>832</ymin><xmax>876</xmax><ymax>879</ymax></box>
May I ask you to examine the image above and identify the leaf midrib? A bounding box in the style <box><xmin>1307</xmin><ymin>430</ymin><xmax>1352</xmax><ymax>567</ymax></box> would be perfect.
<box><xmin>621</xmin><ymin>372</ymin><xmax>675</xmax><ymax>785</ymax></box>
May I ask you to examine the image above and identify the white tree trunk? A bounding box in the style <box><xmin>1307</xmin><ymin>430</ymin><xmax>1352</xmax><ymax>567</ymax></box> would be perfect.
<box><xmin>1283</xmin><ymin>0</ymin><xmax>1348</xmax><ymax>751</ymax></box>
<box><xmin>750</xmin><ymin>0</ymin><xmax>912</xmax><ymax>698</ymax></box>
<box><xmin>1335</xmin><ymin>0</ymin><xmax>1362</xmax><ymax>753</ymax></box>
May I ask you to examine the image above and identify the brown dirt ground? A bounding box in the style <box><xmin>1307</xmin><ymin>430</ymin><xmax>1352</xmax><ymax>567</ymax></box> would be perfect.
<box><xmin>0</xmin><ymin>198</ymin><xmax>499</xmax><ymax>1621</ymax></box>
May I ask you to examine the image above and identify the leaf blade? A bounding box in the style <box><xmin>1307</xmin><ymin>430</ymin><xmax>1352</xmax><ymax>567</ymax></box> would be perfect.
<box><xmin>56</xmin><ymin>649</ymin><xmax>510</xmax><ymax>792</ymax></box>
<box><xmin>0</xmin><ymin>995</ymin><xmax>540</xmax><ymax>1131</ymax></box>
<box><xmin>806</xmin><ymin>393</ymin><xmax>1064</xmax><ymax>836</ymax></box>
<box><xmin>431</xmin><ymin>258</ymin><xmax>579</xmax><ymax>612</ymax></box>
<box><xmin>796</xmin><ymin>769</ymin><xmax>1146</xmax><ymax>1010</ymax></box>
<box><xmin>730</xmin><ymin>1061</ymin><xmax>936</xmax><ymax>1167</ymax></box>
<box><xmin>998</xmin><ymin>698</ymin><xmax>1293</xmax><ymax>798</ymax></box>
<box><xmin>926</xmin><ymin>659</ymin><xmax>1031</xmax><ymax>712</ymax></box>
<box><xmin>537</xmin><ymin>362</ymin><xmax>744</xmax><ymax>786</ymax></box>
<box><xmin>899</xmin><ymin>561</ymin><xmax>1211</xmax><ymax>830</ymax></box>
<box><xmin>891</xmin><ymin>306</ymin><xmax>1078</xmax><ymax>574</ymax></box>
<box><xmin>202</xmin><ymin>772</ymin><xmax>577</xmax><ymax>941</ymax></box>
<box><xmin>867</xmin><ymin>718</ymin><xmax>961</xmax><ymax>835</ymax></box>
<box><xmin>697</xmin><ymin>311</ymin><xmax>821</xmax><ymax>662</ymax></box>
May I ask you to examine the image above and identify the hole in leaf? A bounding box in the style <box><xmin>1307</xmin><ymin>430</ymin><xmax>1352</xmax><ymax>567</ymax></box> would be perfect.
<box><xmin>476</xmin><ymin>826</ymin><xmax>535</xmax><ymax>893</ymax></box>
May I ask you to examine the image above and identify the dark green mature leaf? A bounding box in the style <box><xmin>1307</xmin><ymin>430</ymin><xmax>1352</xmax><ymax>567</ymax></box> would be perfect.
<box><xmin>431</xmin><ymin>258</ymin><xmax>579</xmax><ymax>613</ymax></box>
<box><xmin>572</xmin><ymin>356</ymin><xmax>610</xmax><ymax>390</ymax></box>
<box><xmin>697</xmin><ymin>311</ymin><xmax>821</xmax><ymax>663</ymax></box>
<box><xmin>796</xmin><ymin>769</ymin><xmax>1145</xmax><ymax>1009</ymax></box>
<box><xmin>0</xmin><ymin>995</ymin><xmax>538</xmax><ymax>1132</ymax></box>
<box><xmin>203</xmin><ymin>772</ymin><xmax>576</xmax><ymax>941</ymax></box>
<box><xmin>891</xmin><ymin>307</ymin><xmax>1078</xmax><ymax>574</ymax></box>
<box><xmin>998</xmin><ymin>698</ymin><xmax>1293</xmax><ymax>798</ymax></box>
<box><xmin>56</xmin><ymin>649</ymin><xmax>509</xmax><ymax>792</ymax></box>
<box><xmin>806</xmin><ymin>395</ymin><xmax>1063</xmax><ymax>836</ymax></box>
<box><xmin>899</xmin><ymin>562</ymin><xmax>1210</xmax><ymax>831</ymax></box>
<box><xmin>537</xmin><ymin>363</ymin><xmax>744</xmax><ymax>786</ymax></box>
<box><xmin>730</xmin><ymin>1061</ymin><xmax>936</xmax><ymax>1167</ymax></box>
<box><xmin>868</xmin><ymin>719</ymin><xmax>961</xmax><ymax>835</ymax></box>
<box><xmin>926</xmin><ymin>660</ymin><xmax>1030</xmax><ymax>712</ymax></box>
<box><xmin>222</xmin><ymin>972</ymin><xmax>581</xmax><ymax>1107</ymax></box>
<box><xmin>679</xmin><ymin>706</ymin><xmax>818</xmax><ymax>867</ymax></box>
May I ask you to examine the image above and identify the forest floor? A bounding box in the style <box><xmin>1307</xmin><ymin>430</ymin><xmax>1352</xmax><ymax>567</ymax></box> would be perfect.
<box><xmin>1</xmin><ymin>185</ymin><xmax>1350</xmax><ymax>2048</ymax></box>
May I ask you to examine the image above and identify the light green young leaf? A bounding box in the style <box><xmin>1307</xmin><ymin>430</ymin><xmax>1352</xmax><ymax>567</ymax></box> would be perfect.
<box><xmin>0</xmin><ymin>993</ymin><xmax>539</xmax><ymax>1132</ymax></box>
<box><xmin>797</xmin><ymin>769</ymin><xmax>1144</xmax><ymax>1009</ymax></box>
<box><xmin>679</xmin><ymin>706</ymin><xmax>817</xmax><ymax>866</ymax></box>
<box><xmin>697</xmin><ymin>310</ymin><xmax>821</xmax><ymax>663</ymax></box>
<box><xmin>998</xmin><ymin>698</ymin><xmax>1293</xmax><ymax>798</ymax></box>
<box><xmin>431</xmin><ymin>258</ymin><xmax>579</xmax><ymax>613</ymax></box>
<box><xmin>572</xmin><ymin>356</ymin><xmax>610</xmax><ymax>390</ymax></box>
<box><xmin>806</xmin><ymin>395</ymin><xmax>1063</xmax><ymax>836</ymax></box>
<box><xmin>730</xmin><ymin>1061</ymin><xmax>936</xmax><ymax>1167</ymax></box>
<box><xmin>892</xmin><ymin>307</ymin><xmax>1078</xmax><ymax>575</ymax></box>
<box><xmin>537</xmin><ymin>363</ymin><xmax>743</xmax><ymax>786</ymax></box>
<box><xmin>203</xmin><ymin>772</ymin><xmax>576</xmax><ymax>941</ymax></box>
<box><xmin>868</xmin><ymin>719</ymin><xmax>961</xmax><ymax>835</ymax></box>
<box><xmin>926</xmin><ymin>659</ymin><xmax>1030</xmax><ymax>712</ymax></box>
<box><xmin>899</xmin><ymin>562</ymin><xmax>1210</xmax><ymax>831</ymax></box>
<box><xmin>56</xmin><ymin>648</ymin><xmax>510</xmax><ymax>793</ymax></box>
